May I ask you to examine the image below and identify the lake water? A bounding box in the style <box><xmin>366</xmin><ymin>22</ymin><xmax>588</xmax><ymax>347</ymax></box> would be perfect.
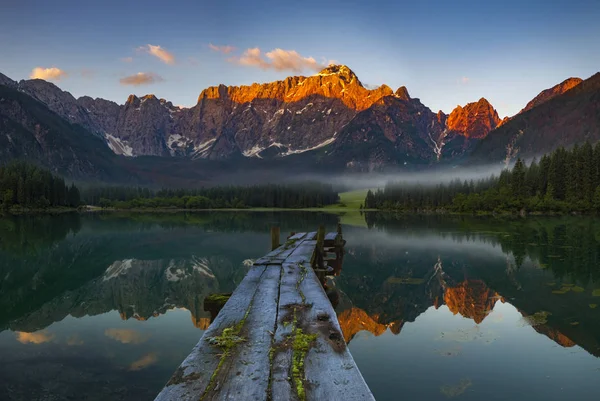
<box><xmin>1</xmin><ymin>212</ymin><xmax>599</xmax><ymax>400</ymax></box>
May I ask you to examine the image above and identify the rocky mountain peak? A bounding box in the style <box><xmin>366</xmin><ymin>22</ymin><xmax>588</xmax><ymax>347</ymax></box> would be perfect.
<box><xmin>446</xmin><ymin>97</ymin><xmax>501</xmax><ymax>139</ymax></box>
<box><xmin>141</xmin><ymin>94</ymin><xmax>158</xmax><ymax>102</ymax></box>
<box><xmin>394</xmin><ymin>86</ymin><xmax>411</xmax><ymax>101</ymax></box>
<box><xmin>521</xmin><ymin>77</ymin><xmax>583</xmax><ymax>113</ymax></box>
<box><xmin>126</xmin><ymin>94</ymin><xmax>140</xmax><ymax>105</ymax></box>
<box><xmin>316</xmin><ymin>64</ymin><xmax>360</xmax><ymax>84</ymax></box>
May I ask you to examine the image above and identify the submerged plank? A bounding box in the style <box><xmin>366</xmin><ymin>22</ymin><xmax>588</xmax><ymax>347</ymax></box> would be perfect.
<box><xmin>202</xmin><ymin>265</ymin><xmax>282</xmax><ymax>401</ymax></box>
<box><xmin>154</xmin><ymin>265</ymin><xmax>267</xmax><ymax>401</ymax></box>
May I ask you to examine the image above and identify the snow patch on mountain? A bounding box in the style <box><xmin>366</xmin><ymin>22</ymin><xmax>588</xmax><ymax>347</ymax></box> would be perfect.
<box><xmin>243</xmin><ymin>144</ymin><xmax>265</xmax><ymax>158</ymax></box>
<box><xmin>105</xmin><ymin>133</ymin><xmax>134</xmax><ymax>157</ymax></box>
<box><xmin>167</xmin><ymin>134</ymin><xmax>194</xmax><ymax>155</ymax></box>
<box><xmin>191</xmin><ymin>138</ymin><xmax>217</xmax><ymax>159</ymax></box>
<box><xmin>281</xmin><ymin>135</ymin><xmax>336</xmax><ymax>156</ymax></box>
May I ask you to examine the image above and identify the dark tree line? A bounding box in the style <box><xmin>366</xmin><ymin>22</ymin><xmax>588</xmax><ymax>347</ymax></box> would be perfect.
<box><xmin>0</xmin><ymin>161</ymin><xmax>80</xmax><ymax>210</ymax></box>
<box><xmin>367</xmin><ymin>142</ymin><xmax>600</xmax><ymax>213</ymax></box>
<box><xmin>82</xmin><ymin>182</ymin><xmax>339</xmax><ymax>209</ymax></box>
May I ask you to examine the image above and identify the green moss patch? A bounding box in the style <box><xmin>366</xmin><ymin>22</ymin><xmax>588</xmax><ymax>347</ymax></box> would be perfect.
<box><xmin>292</xmin><ymin>326</ymin><xmax>318</xmax><ymax>401</ymax></box>
<box><xmin>201</xmin><ymin>303</ymin><xmax>252</xmax><ymax>399</ymax></box>
<box><xmin>204</xmin><ymin>293</ymin><xmax>232</xmax><ymax>308</ymax></box>
<box><xmin>207</xmin><ymin>327</ymin><xmax>246</xmax><ymax>349</ymax></box>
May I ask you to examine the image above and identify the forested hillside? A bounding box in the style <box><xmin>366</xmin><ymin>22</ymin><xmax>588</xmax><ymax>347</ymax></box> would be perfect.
<box><xmin>367</xmin><ymin>142</ymin><xmax>600</xmax><ymax>213</ymax></box>
<box><xmin>0</xmin><ymin>161</ymin><xmax>80</xmax><ymax>210</ymax></box>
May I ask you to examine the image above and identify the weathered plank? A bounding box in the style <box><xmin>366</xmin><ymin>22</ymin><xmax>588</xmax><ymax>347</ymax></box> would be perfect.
<box><xmin>286</xmin><ymin>240</ymin><xmax>317</xmax><ymax>264</ymax></box>
<box><xmin>254</xmin><ymin>233</ymin><xmax>307</xmax><ymax>265</ymax></box>
<box><xmin>270</xmin><ymin>262</ymin><xmax>304</xmax><ymax>400</ymax></box>
<box><xmin>298</xmin><ymin>266</ymin><xmax>375</xmax><ymax>401</ymax></box>
<box><xmin>202</xmin><ymin>264</ymin><xmax>283</xmax><ymax>400</ymax></box>
<box><xmin>288</xmin><ymin>232</ymin><xmax>307</xmax><ymax>241</ymax></box>
<box><xmin>154</xmin><ymin>265</ymin><xmax>267</xmax><ymax>401</ymax></box>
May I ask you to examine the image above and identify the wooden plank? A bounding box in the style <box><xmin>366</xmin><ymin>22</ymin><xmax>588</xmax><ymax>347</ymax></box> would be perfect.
<box><xmin>254</xmin><ymin>233</ymin><xmax>308</xmax><ymax>265</ymax></box>
<box><xmin>305</xmin><ymin>232</ymin><xmax>317</xmax><ymax>240</ymax></box>
<box><xmin>154</xmin><ymin>265</ymin><xmax>267</xmax><ymax>401</ymax></box>
<box><xmin>286</xmin><ymin>240</ymin><xmax>317</xmax><ymax>264</ymax></box>
<box><xmin>288</xmin><ymin>232</ymin><xmax>307</xmax><ymax>241</ymax></box>
<box><xmin>270</xmin><ymin>262</ymin><xmax>304</xmax><ymax>400</ymax></box>
<box><xmin>298</xmin><ymin>267</ymin><xmax>375</xmax><ymax>401</ymax></box>
<box><xmin>202</xmin><ymin>265</ymin><xmax>283</xmax><ymax>400</ymax></box>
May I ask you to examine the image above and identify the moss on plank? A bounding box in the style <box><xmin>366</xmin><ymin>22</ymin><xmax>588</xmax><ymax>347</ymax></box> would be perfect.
<box><xmin>204</xmin><ymin>293</ymin><xmax>232</xmax><ymax>308</ymax></box>
<box><xmin>201</xmin><ymin>301</ymin><xmax>253</xmax><ymax>399</ymax></box>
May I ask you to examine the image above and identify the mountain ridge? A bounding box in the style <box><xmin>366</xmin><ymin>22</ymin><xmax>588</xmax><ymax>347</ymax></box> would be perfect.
<box><xmin>0</xmin><ymin>66</ymin><xmax>597</xmax><ymax>183</ymax></box>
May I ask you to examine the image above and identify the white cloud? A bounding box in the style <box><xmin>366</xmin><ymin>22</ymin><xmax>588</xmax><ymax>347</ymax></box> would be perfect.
<box><xmin>208</xmin><ymin>43</ymin><xmax>236</xmax><ymax>54</ymax></box>
<box><xmin>119</xmin><ymin>72</ymin><xmax>164</xmax><ymax>86</ymax></box>
<box><xmin>30</xmin><ymin>67</ymin><xmax>67</xmax><ymax>81</ymax></box>
<box><xmin>138</xmin><ymin>44</ymin><xmax>175</xmax><ymax>65</ymax></box>
<box><xmin>230</xmin><ymin>48</ymin><xmax>330</xmax><ymax>73</ymax></box>
<box><xmin>121</xmin><ymin>57</ymin><xmax>133</xmax><ymax>63</ymax></box>
<box><xmin>460</xmin><ymin>77</ymin><xmax>470</xmax><ymax>84</ymax></box>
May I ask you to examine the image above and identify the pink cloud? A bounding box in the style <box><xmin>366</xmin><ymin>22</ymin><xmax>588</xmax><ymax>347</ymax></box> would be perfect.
<box><xmin>119</xmin><ymin>72</ymin><xmax>164</xmax><ymax>86</ymax></box>
<box><xmin>230</xmin><ymin>48</ymin><xmax>330</xmax><ymax>73</ymax></box>
<box><xmin>138</xmin><ymin>44</ymin><xmax>175</xmax><ymax>65</ymax></box>
<box><xmin>30</xmin><ymin>67</ymin><xmax>67</xmax><ymax>81</ymax></box>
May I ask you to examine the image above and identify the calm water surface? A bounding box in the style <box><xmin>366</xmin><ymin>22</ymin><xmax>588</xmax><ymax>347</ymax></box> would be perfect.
<box><xmin>0</xmin><ymin>212</ymin><xmax>599</xmax><ymax>400</ymax></box>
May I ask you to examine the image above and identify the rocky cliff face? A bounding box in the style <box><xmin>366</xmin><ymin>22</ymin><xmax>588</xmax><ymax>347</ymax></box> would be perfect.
<box><xmin>446</xmin><ymin>98</ymin><xmax>501</xmax><ymax>139</ymax></box>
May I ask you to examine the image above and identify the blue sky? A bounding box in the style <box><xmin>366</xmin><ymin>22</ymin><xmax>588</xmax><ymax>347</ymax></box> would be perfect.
<box><xmin>1</xmin><ymin>0</ymin><xmax>599</xmax><ymax>116</ymax></box>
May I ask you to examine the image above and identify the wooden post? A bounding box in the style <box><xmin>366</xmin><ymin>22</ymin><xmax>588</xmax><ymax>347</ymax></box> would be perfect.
<box><xmin>337</xmin><ymin>223</ymin><xmax>342</xmax><ymax>235</ymax></box>
<box><xmin>316</xmin><ymin>225</ymin><xmax>325</xmax><ymax>252</ymax></box>
<box><xmin>314</xmin><ymin>225</ymin><xmax>325</xmax><ymax>268</ymax></box>
<box><xmin>271</xmin><ymin>226</ymin><xmax>280</xmax><ymax>250</ymax></box>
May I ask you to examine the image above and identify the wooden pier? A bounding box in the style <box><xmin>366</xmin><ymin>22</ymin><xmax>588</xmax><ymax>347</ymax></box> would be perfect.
<box><xmin>155</xmin><ymin>228</ymin><xmax>374</xmax><ymax>401</ymax></box>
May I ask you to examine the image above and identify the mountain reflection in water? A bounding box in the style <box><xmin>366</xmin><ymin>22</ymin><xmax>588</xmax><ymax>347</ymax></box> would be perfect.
<box><xmin>1</xmin><ymin>213</ymin><xmax>599</xmax><ymax>400</ymax></box>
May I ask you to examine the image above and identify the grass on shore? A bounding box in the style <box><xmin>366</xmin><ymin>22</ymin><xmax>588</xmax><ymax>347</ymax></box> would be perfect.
<box><xmin>323</xmin><ymin>189</ymin><xmax>370</xmax><ymax>210</ymax></box>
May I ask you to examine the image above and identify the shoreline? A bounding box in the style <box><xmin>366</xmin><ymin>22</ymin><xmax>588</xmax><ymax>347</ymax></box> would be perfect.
<box><xmin>1</xmin><ymin>206</ymin><xmax>595</xmax><ymax>217</ymax></box>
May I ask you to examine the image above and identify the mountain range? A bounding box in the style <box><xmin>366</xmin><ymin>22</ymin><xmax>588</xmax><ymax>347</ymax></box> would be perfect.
<box><xmin>1</xmin><ymin>65</ymin><xmax>598</xmax><ymax>184</ymax></box>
